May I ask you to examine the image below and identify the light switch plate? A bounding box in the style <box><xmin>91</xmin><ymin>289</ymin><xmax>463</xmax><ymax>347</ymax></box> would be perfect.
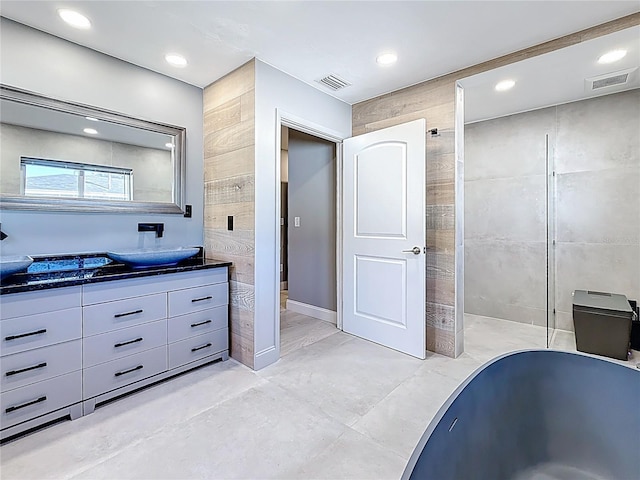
<box><xmin>294</xmin><ymin>217</ymin><xmax>300</xmax><ymax>227</ymax></box>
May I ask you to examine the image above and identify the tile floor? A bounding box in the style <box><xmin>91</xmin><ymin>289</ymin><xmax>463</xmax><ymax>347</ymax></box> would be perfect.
<box><xmin>280</xmin><ymin>309</ymin><xmax>338</xmax><ymax>358</ymax></box>
<box><xmin>1</xmin><ymin>314</ymin><xmax>637</xmax><ymax>479</ymax></box>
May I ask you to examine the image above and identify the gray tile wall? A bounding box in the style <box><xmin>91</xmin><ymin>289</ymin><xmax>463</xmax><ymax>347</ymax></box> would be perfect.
<box><xmin>554</xmin><ymin>89</ymin><xmax>640</xmax><ymax>329</ymax></box>
<box><xmin>465</xmin><ymin>89</ymin><xmax>640</xmax><ymax>331</ymax></box>
<box><xmin>464</xmin><ymin>107</ymin><xmax>552</xmax><ymax>327</ymax></box>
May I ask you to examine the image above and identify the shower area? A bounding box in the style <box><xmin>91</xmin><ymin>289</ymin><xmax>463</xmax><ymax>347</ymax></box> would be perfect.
<box><xmin>459</xmin><ymin>26</ymin><xmax>639</xmax><ymax>360</ymax></box>
<box><xmin>463</xmin><ymin>88</ymin><xmax>639</xmax><ymax>357</ymax></box>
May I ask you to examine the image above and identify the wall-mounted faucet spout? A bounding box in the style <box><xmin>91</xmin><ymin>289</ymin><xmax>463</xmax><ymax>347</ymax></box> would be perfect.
<box><xmin>138</xmin><ymin>223</ymin><xmax>164</xmax><ymax>238</ymax></box>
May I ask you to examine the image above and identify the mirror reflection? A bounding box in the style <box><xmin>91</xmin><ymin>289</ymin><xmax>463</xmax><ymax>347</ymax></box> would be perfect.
<box><xmin>0</xmin><ymin>86</ymin><xmax>185</xmax><ymax>213</ymax></box>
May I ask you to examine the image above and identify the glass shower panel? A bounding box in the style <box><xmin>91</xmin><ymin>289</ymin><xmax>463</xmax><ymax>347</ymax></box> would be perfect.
<box><xmin>546</xmin><ymin>133</ymin><xmax>557</xmax><ymax>347</ymax></box>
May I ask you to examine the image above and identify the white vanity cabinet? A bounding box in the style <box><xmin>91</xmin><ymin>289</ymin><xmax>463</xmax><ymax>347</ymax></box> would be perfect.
<box><xmin>81</xmin><ymin>267</ymin><xmax>229</xmax><ymax>414</ymax></box>
<box><xmin>0</xmin><ymin>287</ymin><xmax>83</xmax><ymax>439</ymax></box>
<box><xmin>0</xmin><ymin>266</ymin><xmax>229</xmax><ymax>440</ymax></box>
<box><xmin>167</xmin><ymin>283</ymin><xmax>229</xmax><ymax>369</ymax></box>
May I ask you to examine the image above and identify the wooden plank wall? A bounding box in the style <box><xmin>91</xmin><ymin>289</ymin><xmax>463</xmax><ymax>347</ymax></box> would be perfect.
<box><xmin>203</xmin><ymin>60</ymin><xmax>256</xmax><ymax>368</ymax></box>
<box><xmin>352</xmin><ymin>13</ymin><xmax>639</xmax><ymax>358</ymax></box>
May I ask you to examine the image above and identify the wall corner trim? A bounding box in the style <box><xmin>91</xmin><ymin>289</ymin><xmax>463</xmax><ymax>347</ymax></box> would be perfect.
<box><xmin>254</xmin><ymin>346</ymin><xmax>279</xmax><ymax>370</ymax></box>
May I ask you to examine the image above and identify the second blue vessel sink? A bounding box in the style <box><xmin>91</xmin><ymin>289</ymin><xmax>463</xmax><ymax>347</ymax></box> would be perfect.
<box><xmin>106</xmin><ymin>247</ymin><xmax>199</xmax><ymax>268</ymax></box>
<box><xmin>0</xmin><ymin>255</ymin><xmax>34</xmax><ymax>279</ymax></box>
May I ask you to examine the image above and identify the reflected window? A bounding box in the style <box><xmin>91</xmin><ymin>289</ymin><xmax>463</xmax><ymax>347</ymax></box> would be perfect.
<box><xmin>21</xmin><ymin>157</ymin><xmax>132</xmax><ymax>201</ymax></box>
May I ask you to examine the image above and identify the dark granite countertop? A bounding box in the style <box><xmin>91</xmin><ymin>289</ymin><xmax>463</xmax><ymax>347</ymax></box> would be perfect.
<box><xmin>0</xmin><ymin>249</ymin><xmax>231</xmax><ymax>295</ymax></box>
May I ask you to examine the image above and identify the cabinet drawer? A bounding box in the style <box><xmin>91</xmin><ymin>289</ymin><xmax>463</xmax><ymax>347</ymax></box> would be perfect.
<box><xmin>168</xmin><ymin>328</ymin><xmax>228</xmax><ymax>370</ymax></box>
<box><xmin>0</xmin><ymin>370</ymin><xmax>81</xmax><ymax>430</ymax></box>
<box><xmin>0</xmin><ymin>308</ymin><xmax>82</xmax><ymax>357</ymax></box>
<box><xmin>1</xmin><ymin>340</ymin><xmax>82</xmax><ymax>392</ymax></box>
<box><xmin>0</xmin><ymin>286</ymin><xmax>81</xmax><ymax>321</ymax></box>
<box><xmin>83</xmin><ymin>346</ymin><xmax>167</xmax><ymax>399</ymax></box>
<box><xmin>168</xmin><ymin>283</ymin><xmax>228</xmax><ymax>318</ymax></box>
<box><xmin>82</xmin><ymin>269</ymin><xmax>228</xmax><ymax>305</ymax></box>
<box><xmin>83</xmin><ymin>293</ymin><xmax>167</xmax><ymax>336</ymax></box>
<box><xmin>83</xmin><ymin>319</ymin><xmax>167</xmax><ymax>368</ymax></box>
<box><xmin>167</xmin><ymin>306</ymin><xmax>228</xmax><ymax>343</ymax></box>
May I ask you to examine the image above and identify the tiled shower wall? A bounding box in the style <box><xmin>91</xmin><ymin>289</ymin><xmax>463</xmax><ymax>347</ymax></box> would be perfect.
<box><xmin>554</xmin><ymin>89</ymin><xmax>639</xmax><ymax>330</ymax></box>
<box><xmin>203</xmin><ymin>60</ymin><xmax>256</xmax><ymax>368</ymax></box>
<box><xmin>465</xmin><ymin>89</ymin><xmax>640</xmax><ymax>331</ymax></box>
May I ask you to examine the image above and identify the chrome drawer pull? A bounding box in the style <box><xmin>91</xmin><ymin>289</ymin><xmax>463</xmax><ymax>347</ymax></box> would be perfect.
<box><xmin>191</xmin><ymin>296</ymin><xmax>212</xmax><ymax>303</ymax></box>
<box><xmin>114</xmin><ymin>309</ymin><xmax>143</xmax><ymax>318</ymax></box>
<box><xmin>6</xmin><ymin>396</ymin><xmax>47</xmax><ymax>413</ymax></box>
<box><xmin>114</xmin><ymin>365</ymin><xmax>143</xmax><ymax>377</ymax></box>
<box><xmin>190</xmin><ymin>320</ymin><xmax>212</xmax><ymax>328</ymax></box>
<box><xmin>114</xmin><ymin>337</ymin><xmax>143</xmax><ymax>348</ymax></box>
<box><xmin>6</xmin><ymin>362</ymin><xmax>47</xmax><ymax>377</ymax></box>
<box><xmin>191</xmin><ymin>343</ymin><xmax>212</xmax><ymax>352</ymax></box>
<box><xmin>5</xmin><ymin>329</ymin><xmax>47</xmax><ymax>341</ymax></box>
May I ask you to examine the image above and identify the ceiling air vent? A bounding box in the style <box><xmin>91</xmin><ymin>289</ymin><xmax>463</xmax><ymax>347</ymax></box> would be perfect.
<box><xmin>592</xmin><ymin>73</ymin><xmax>628</xmax><ymax>89</ymax></box>
<box><xmin>586</xmin><ymin>67</ymin><xmax>637</xmax><ymax>91</ymax></box>
<box><xmin>317</xmin><ymin>74</ymin><xmax>351</xmax><ymax>91</ymax></box>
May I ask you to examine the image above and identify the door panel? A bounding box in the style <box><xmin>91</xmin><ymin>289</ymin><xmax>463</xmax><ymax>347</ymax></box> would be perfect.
<box><xmin>343</xmin><ymin>119</ymin><xmax>426</xmax><ymax>359</ymax></box>
<box><xmin>355</xmin><ymin>255</ymin><xmax>406</xmax><ymax>326</ymax></box>
<box><xmin>356</xmin><ymin>143</ymin><xmax>406</xmax><ymax>237</ymax></box>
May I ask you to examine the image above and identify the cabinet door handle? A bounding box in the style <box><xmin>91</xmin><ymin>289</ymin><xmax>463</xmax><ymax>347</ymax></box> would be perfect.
<box><xmin>6</xmin><ymin>396</ymin><xmax>47</xmax><ymax>413</ymax></box>
<box><xmin>114</xmin><ymin>337</ymin><xmax>143</xmax><ymax>348</ymax></box>
<box><xmin>114</xmin><ymin>309</ymin><xmax>143</xmax><ymax>318</ymax></box>
<box><xmin>191</xmin><ymin>343</ymin><xmax>212</xmax><ymax>352</ymax></box>
<box><xmin>191</xmin><ymin>296</ymin><xmax>212</xmax><ymax>303</ymax></box>
<box><xmin>190</xmin><ymin>320</ymin><xmax>212</xmax><ymax>328</ymax></box>
<box><xmin>5</xmin><ymin>329</ymin><xmax>47</xmax><ymax>341</ymax></box>
<box><xmin>6</xmin><ymin>362</ymin><xmax>47</xmax><ymax>377</ymax></box>
<box><xmin>114</xmin><ymin>365</ymin><xmax>143</xmax><ymax>377</ymax></box>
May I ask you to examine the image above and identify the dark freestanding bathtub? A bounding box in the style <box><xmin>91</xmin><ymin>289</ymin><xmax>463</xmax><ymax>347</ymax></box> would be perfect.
<box><xmin>403</xmin><ymin>350</ymin><xmax>640</xmax><ymax>480</ymax></box>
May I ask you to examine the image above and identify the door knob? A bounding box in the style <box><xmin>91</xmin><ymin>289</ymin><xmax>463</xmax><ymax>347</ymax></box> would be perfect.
<box><xmin>402</xmin><ymin>246</ymin><xmax>421</xmax><ymax>255</ymax></box>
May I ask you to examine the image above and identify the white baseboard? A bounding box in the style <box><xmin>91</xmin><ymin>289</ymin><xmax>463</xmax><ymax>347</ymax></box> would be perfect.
<box><xmin>285</xmin><ymin>299</ymin><xmax>336</xmax><ymax>324</ymax></box>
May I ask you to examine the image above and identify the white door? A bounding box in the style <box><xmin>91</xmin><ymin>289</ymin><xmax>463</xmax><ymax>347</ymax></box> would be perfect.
<box><xmin>342</xmin><ymin>119</ymin><xmax>426</xmax><ymax>359</ymax></box>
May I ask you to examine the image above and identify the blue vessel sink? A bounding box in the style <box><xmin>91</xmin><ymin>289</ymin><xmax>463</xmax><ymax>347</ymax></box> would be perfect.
<box><xmin>106</xmin><ymin>247</ymin><xmax>199</xmax><ymax>268</ymax></box>
<box><xmin>0</xmin><ymin>255</ymin><xmax>34</xmax><ymax>279</ymax></box>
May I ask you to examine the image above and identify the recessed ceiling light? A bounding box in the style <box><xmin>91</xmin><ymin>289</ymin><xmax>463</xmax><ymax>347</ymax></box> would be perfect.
<box><xmin>376</xmin><ymin>52</ymin><xmax>398</xmax><ymax>66</ymax></box>
<box><xmin>598</xmin><ymin>49</ymin><xmax>627</xmax><ymax>64</ymax></box>
<box><xmin>165</xmin><ymin>143</ymin><xmax>174</xmax><ymax>148</ymax></box>
<box><xmin>165</xmin><ymin>53</ymin><xmax>188</xmax><ymax>68</ymax></box>
<box><xmin>58</xmin><ymin>9</ymin><xmax>91</xmax><ymax>29</ymax></box>
<box><xmin>83</xmin><ymin>128</ymin><xmax>98</xmax><ymax>135</ymax></box>
<box><xmin>495</xmin><ymin>79</ymin><xmax>516</xmax><ymax>92</ymax></box>
<box><xmin>85</xmin><ymin>116</ymin><xmax>99</xmax><ymax>122</ymax></box>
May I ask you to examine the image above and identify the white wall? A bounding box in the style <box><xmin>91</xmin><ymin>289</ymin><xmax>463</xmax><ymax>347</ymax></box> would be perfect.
<box><xmin>0</xmin><ymin>19</ymin><xmax>203</xmax><ymax>255</ymax></box>
<box><xmin>254</xmin><ymin>60</ymin><xmax>351</xmax><ymax>368</ymax></box>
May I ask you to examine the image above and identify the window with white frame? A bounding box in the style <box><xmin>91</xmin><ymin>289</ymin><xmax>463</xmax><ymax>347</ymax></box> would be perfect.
<box><xmin>21</xmin><ymin>157</ymin><xmax>133</xmax><ymax>201</ymax></box>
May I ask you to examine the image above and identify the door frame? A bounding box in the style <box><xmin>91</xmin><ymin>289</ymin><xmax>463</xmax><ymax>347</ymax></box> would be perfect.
<box><xmin>274</xmin><ymin>110</ymin><xmax>346</xmax><ymax>354</ymax></box>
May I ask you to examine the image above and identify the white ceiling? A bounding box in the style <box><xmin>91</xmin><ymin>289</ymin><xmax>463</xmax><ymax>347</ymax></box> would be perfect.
<box><xmin>0</xmin><ymin>1</ymin><xmax>638</xmax><ymax>105</ymax></box>
<box><xmin>461</xmin><ymin>25</ymin><xmax>640</xmax><ymax>123</ymax></box>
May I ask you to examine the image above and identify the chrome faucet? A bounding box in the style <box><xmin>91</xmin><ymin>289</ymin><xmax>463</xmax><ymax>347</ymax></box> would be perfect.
<box><xmin>138</xmin><ymin>223</ymin><xmax>164</xmax><ymax>238</ymax></box>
